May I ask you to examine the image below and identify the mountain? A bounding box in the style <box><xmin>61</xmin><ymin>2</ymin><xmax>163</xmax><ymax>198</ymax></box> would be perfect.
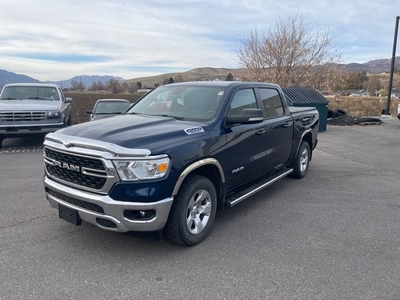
<box><xmin>0</xmin><ymin>71</ymin><xmax>124</xmax><ymax>90</ymax></box>
<box><xmin>45</xmin><ymin>75</ymin><xmax>125</xmax><ymax>89</ymax></box>
<box><xmin>1</xmin><ymin>57</ymin><xmax>400</xmax><ymax>90</ymax></box>
<box><xmin>0</xmin><ymin>69</ymin><xmax>40</xmax><ymax>88</ymax></box>
<box><xmin>343</xmin><ymin>57</ymin><xmax>400</xmax><ymax>73</ymax></box>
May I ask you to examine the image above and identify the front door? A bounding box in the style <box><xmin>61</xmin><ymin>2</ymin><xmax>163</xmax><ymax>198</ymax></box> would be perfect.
<box><xmin>225</xmin><ymin>88</ymin><xmax>267</xmax><ymax>189</ymax></box>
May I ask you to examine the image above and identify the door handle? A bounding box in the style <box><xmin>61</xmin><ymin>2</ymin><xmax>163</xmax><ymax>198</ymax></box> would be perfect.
<box><xmin>283</xmin><ymin>121</ymin><xmax>293</xmax><ymax>128</ymax></box>
<box><xmin>256</xmin><ymin>129</ymin><xmax>266</xmax><ymax>135</ymax></box>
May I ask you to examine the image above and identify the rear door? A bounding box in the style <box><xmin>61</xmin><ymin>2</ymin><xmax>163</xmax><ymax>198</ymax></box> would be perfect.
<box><xmin>257</xmin><ymin>88</ymin><xmax>293</xmax><ymax>173</ymax></box>
<box><xmin>225</xmin><ymin>88</ymin><xmax>267</xmax><ymax>188</ymax></box>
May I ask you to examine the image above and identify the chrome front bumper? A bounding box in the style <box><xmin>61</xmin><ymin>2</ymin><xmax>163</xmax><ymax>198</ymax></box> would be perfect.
<box><xmin>44</xmin><ymin>176</ymin><xmax>173</xmax><ymax>232</ymax></box>
<box><xmin>0</xmin><ymin>122</ymin><xmax>64</xmax><ymax>135</ymax></box>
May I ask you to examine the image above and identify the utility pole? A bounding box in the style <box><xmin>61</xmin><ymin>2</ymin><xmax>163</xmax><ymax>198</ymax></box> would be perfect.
<box><xmin>384</xmin><ymin>16</ymin><xmax>399</xmax><ymax>115</ymax></box>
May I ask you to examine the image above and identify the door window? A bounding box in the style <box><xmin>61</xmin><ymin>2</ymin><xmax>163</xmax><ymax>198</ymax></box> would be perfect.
<box><xmin>258</xmin><ymin>88</ymin><xmax>284</xmax><ymax>118</ymax></box>
<box><xmin>228</xmin><ymin>88</ymin><xmax>257</xmax><ymax>116</ymax></box>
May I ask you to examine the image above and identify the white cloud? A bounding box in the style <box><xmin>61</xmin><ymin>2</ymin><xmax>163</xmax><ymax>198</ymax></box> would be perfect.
<box><xmin>0</xmin><ymin>0</ymin><xmax>398</xmax><ymax>81</ymax></box>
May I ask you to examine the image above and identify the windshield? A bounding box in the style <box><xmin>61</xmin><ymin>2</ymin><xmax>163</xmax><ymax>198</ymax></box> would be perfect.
<box><xmin>0</xmin><ymin>86</ymin><xmax>60</xmax><ymax>100</ymax></box>
<box><xmin>127</xmin><ymin>85</ymin><xmax>226</xmax><ymax>121</ymax></box>
<box><xmin>94</xmin><ymin>101</ymin><xmax>131</xmax><ymax>114</ymax></box>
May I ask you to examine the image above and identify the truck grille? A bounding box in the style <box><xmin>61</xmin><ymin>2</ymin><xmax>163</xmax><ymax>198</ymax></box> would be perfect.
<box><xmin>44</xmin><ymin>147</ymin><xmax>107</xmax><ymax>190</ymax></box>
<box><xmin>46</xmin><ymin>188</ymin><xmax>105</xmax><ymax>214</ymax></box>
<box><xmin>0</xmin><ymin>111</ymin><xmax>46</xmax><ymax>122</ymax></box>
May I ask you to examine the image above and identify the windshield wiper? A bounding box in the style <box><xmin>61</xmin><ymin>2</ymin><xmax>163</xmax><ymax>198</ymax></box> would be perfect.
<box><xmin>160</xmin><ymin>114</ymin><xmax>184</xmax><ymax>120</ymax></box>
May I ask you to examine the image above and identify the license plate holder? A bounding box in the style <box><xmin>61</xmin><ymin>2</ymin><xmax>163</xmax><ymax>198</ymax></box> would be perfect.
<box><xmin>59</xmin><ymin>204</ymin><xmax>82</xmax><ymax>225</ymax></box>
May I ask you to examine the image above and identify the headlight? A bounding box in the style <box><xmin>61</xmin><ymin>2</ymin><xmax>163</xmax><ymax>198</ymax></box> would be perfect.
<box><xmin>47</xmin><ymin>111</ymin><xmax>61</xmax><ymax>118</ymax></box>
<box><xmin>114</xmin><ymin>157</ymin><xmax>170</xmax><ymax>181</ymax></box>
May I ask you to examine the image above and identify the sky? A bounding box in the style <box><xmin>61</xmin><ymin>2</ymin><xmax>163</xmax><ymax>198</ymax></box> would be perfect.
<box><xmin>0</xmin><ymin>0</ymin><xmax>398</xmax><ymax>81</ymax></box>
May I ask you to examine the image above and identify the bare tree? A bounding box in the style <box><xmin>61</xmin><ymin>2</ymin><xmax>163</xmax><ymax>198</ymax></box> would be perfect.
<box><xmin>70</xmin><ymin>79</ymin><xmax>85</xmax><ymax>91</ymax></box>
<box><xmin>236</xmin><ymin>13</ymin><xmax>342</xmax><ymax>90</ymax></box>
<box><xmin>121</xmin><ymin>81</ymin><xmax>129</xmax><ymax>93</ymax></box>
<box><xmin>126</xmin><ymin>82</ymin><xmax>137</xmax><ymax>94</ymax></box>
<box><xmin>106</xmin><ymin>79</ymin><xmax>123</xmax><ymax>94</ymax></box>
<box><xmin>367</xmin><ymin>75</ymin><xmax>382</xmax><ymax>96</ymax></box>
<box><xmin>97</xmin><ymin>81</ymin><xmax>105</xmax><ymax>91</ymax></box>
<box><xmin>89</xmin><ymin>82</ymin><xmax>98</xmax><ymax>92</ymax></box>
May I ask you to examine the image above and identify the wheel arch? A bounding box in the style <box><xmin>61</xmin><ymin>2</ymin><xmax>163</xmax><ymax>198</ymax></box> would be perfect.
<box><xmin>172</xmin><ymin>158</ymin><xmax>225</xmax><ymax>208</ymax></box>
<box><xmin>294</xmin><ymin>130</ymin><xmax>313</xmax><ymax>161</ymax></box>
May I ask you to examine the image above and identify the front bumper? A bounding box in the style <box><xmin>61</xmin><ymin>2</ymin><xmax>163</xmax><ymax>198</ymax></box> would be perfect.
<box><xmin>0</xmin><ymin>122</ymin><xmax>64</xmax><ymax>136</ymax></box>
<box><xmin>44</xmin><ymin>176</ymin><xmax>173</xmax><ymax>232</ymax></box>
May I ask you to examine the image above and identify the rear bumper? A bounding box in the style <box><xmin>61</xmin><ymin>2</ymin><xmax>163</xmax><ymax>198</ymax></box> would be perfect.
<box><xmin>44</xmin><ymin>176</ymin><xmax>173</xmax><ymax>232</ymax></box>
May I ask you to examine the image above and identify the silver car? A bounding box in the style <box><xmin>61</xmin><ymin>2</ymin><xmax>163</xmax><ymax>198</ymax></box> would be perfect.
<box><xmin>0</xmin><ymin>83</ymin><xmax>72</xmax><ymax>147</ymax></box>
<box><xmin>87</xmin><ymin>99</ymin><xmax>131</xmax><ymax>121</ymax></box>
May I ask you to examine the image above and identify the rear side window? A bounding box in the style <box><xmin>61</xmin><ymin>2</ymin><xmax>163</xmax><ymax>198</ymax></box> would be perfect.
<box><xmin>258</xmin><ymin>88</ymin><xmax>284</xmax><ymax>118</ymax></box>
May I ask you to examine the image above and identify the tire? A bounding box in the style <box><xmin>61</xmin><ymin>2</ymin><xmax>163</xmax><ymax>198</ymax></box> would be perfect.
<box><xmin>0</xmin><ymin>137</ymin><xmax>3</xmax><ymax>148</ymax></box>
<box><xmin>333</xmin><ymin>109</ymin><xmax>347</xmax><ymax>118</ymax></box>
<box><xmin>290</xmin><ymin>141</ymin><xmax>311</xmax><ymax>178</ymax></box>
<box><xmin>327</xmin><ymin>109</ymin><xmax>335</xmax><ymax>119</ymax></box>
<box><xmin>353</xmin><ymin>117</ymin><xmax>382</xmax><ymax>125</ymax></box>
<box><xmin>164</xmin><ymin>174</ymin><xmax>217</xmax><ymax>246</ymax></box>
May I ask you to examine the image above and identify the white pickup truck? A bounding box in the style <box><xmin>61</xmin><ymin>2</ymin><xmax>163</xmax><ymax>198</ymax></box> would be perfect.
<box><xmin>0</xmin><ymin>83</ymin><xmax>72</xmax><ymax>147</ymax></box>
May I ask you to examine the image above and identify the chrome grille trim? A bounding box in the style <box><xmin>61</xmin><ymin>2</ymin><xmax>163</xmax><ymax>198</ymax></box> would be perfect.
<box><xmin>43</xmin><ymin>145</ymin><xmax>119</xmax><ymax>194</ymax></box>
<box><xmin>0</xmin><ymin>111</ymin><xmax>46</xmax><ymax>122</ymax></box>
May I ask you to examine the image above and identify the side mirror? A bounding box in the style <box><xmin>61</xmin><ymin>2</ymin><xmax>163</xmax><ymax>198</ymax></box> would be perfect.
<box><xmin>227</xmin><ymin>108</ymin><xmax>264</xmax><ymax>124</ymax></box>
<box><xmin>65</xmin><ymin>97</ymin><xmax>73</xmax><ymax>103</ymax></box>
<box><xmin>86</xmin><ymin>110</ymin><xmax>93</xmax><ymax>114</ymax></box>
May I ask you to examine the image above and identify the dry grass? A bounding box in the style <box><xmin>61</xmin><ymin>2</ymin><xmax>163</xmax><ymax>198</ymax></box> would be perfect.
<box><xmin>327</xmin><ymin>96</ymin><xmax>400</xmax><ymax>117</ymax></box>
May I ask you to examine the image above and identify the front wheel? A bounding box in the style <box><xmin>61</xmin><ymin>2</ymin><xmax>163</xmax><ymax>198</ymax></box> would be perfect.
<box><xmin>164</xmin><ymin>174</ymin><xmax>217</xmax><ymax>246</ymax></box>
<box><xmin>290</xmin><ymin>141</ymin><xmax>311</xmax><ymax>178</ymax></box>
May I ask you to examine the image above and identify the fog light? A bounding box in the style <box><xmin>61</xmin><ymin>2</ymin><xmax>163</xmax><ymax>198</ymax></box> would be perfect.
<box><xmin>124</xmin><ymin>210</ymin><xmax>156</xmax><ymax>221</ymax></box>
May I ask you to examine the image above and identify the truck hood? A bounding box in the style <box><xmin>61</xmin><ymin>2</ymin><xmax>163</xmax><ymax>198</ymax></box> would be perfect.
<box><xmin>0</xmin><ymin>100</ymin><xmax>60</xmax><ymax>111</ymax></box>
<box><xmin>56</xmin><ymin>114</ymin><xmax>211</xmax><ymax>151</ymax></box>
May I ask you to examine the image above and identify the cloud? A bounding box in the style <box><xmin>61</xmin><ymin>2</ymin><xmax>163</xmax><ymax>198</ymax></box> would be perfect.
<box><xmin>0</xmin><ymin>0</ymin><xmax>397</xmax><ymax>81</ymax></box>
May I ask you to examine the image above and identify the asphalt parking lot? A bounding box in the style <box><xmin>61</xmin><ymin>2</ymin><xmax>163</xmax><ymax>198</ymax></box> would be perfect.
<box><xmin>1</xmin><ymin>117</ymin><xmax>399</xmax><ymax>300</ymax></box>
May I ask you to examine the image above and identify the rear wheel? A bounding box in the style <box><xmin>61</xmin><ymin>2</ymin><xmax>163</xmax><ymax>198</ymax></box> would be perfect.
<box><xmin>290</xmin><ymin>141</ymin><xmax>311</xmax><ymax>178</ymax></box>
<box><xmin>164</xmin><ymin>174</ymin><xmax>217</xmax><ymax>246</ymax></box>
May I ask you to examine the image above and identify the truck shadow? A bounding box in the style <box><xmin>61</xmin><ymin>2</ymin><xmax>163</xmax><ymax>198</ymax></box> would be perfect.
<box><xmin>1</xmin><ymin>135</ymin><xmax>45</xmax><ymax>151</ymax></box>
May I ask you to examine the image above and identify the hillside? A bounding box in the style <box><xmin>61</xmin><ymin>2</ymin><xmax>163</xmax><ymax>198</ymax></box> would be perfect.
<box><xmin>125</xmin><ymin>67</ymin><xmax>248</xmax><ymax>88</ymax></box>
<box><xmin>1</xmin><ymin>56</ymin><xmax>400</xmax><ymax>90</ymax></box>
<box><xmin>125</xmin><ymin>58</ymin><xmax>400</xmax><ymax>87</ymax></box>
<box><xmin>0</xmin><ymin>69</ymin><xmax>40</xmax><ymax>88</ymax></box>
<box><xmin>343</xmin><ymin>57</ymin><xmax>400</xmax><ymax>73</ymax></box>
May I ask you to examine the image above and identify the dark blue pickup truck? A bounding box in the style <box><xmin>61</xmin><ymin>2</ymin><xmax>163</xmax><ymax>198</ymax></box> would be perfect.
<box><xmin>43</xmin><ymin>81</ymin><xmax>319</xmax><ymax>246</ymax></box>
